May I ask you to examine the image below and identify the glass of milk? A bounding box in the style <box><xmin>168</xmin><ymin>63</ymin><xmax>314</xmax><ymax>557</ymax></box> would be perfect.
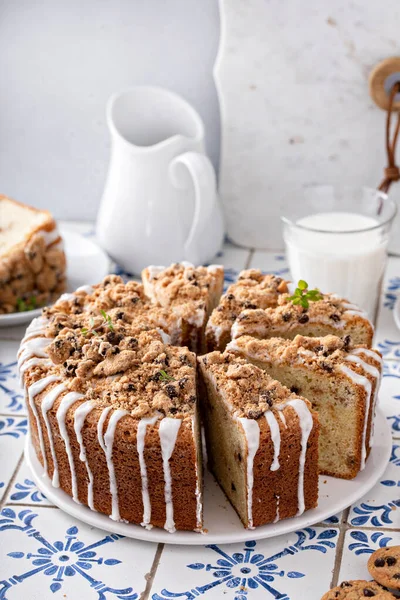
<box><xmin>282</xmin><ymin>186</ymin><xmax>397</xmax><ymax>319</ymax></box>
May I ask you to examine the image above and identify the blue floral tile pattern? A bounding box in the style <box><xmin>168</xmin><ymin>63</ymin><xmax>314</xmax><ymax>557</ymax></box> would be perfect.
<box><xmin>0</xmin><ymin>416</ymin><xmax>27</xmax><ymax>504</ymax></box>
<box><xmin>151</xmin><ymin>529</ymin><xmax>338</xmax><ymax>600</ymax></box>
<box><xmin>348</xmin><ymin>444</ymin><xmax>400</xmax><ymax>527</ymax></box>
<box><xmin>0</xmin><ymin>507</ymin><xmax>155</xmax><ymax>599</ymax></box>
<box><xmin>339</xmin><ymin>530</ymin><xmax>400</xmax><ymax>583</ymax></box>
<box><xmin>0</xmin><ymin>341</ymin><xmax>25</xmax><ymax>415</ymax></box>
<box><xmin>379</xmin><ymin>362</ymin><xmax>400</xmax><ymax>437</ymax></box>
<box><xmin>7</xmin><ymin>460</ymin><xmax>52</xmax><ymax>506</ymax></box>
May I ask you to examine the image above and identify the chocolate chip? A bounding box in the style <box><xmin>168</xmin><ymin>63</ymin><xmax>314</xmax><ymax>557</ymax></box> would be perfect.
<box><xmin>340</xmin><ymin>582</ymin><xmax>352</xmax><ymax>588</ymax></box>
<box><xmin>131</xmin><ymin>296</ymin><xmax>139</xmax><ymax>304</ymax></box>
<box><xmin>116</xmin><ymin>311</ymin><xmax>125</xmax><ymax>320</ymax></box>
<box><xmin>260</xmin><ymin>390</ymin><xmax>273</xmax><ymax>407</ymax></box>
<box><xmin>55</xmin><ymin>340</ymin><xmax>63</xmax><ymax>348</ymax></box>
<box><xmin>298</xmin><ymin>313</ymin><xmax>309</xmax><ymax>324</ymax></box>
<box><xmin>386</xmin><ymin>556</ymin><xmax>396</xmax><ymax>566</ymax></box>
<box><xmin>128</xmin><ymin>337</ymin><xmax>138</xmax><ymax>348</ymax></box>
<box><xmin>165</xmin><ymin>384</ymin><xmax>178</xmax><ymax>399</ymax></box>
<box><xmin>374</xmin><ymin>558</ymin><xmax>385</xmax><ymax>567</ymax></box>
<box><xmin>282</xmin><ymin>312</ymin><xmax>291</xmax><ymax>322</ymax></box>
<box><xmin>169</xmin><ymin>407</ymin><xmax>178</xmax><ymax>414</ymax></box>
<box><xmin>107</xmin><ymin>331</ymin><xmax>123</xmax><ymax>345</ymax></box>
<box><xmin>330</xmin><ymin>314</ymin><xmax>340</xmax><ymax>322</ymax></box>
<box><xmin>188</xmin><ymin>395</ymin><xmax>196</xmax><ymax>404</ymax></box>
<box><xmin>227</xmin><ymin>294</ymin><xmax>235</xmax><ymax>301</ymax></box>
<box><xmin>178</xmin><ymin>377</ymin><xmax>188</xmax><ymax>389</ymax></box>
<box><xmin>127</xmin><ymin>383</ymin><xmax>136</xmax><ymax>392</ymax></box>
<box><xmin>290</xmin><ymin>386</ymin><xmax>300</xmax><ymax>394</ymax></box>
<box><xmin>393</xmin><ymin>573</ymin><xmax>400</xmax><ymax>579</ymax></box>
<box><xmin>363</xmin><ymin>589</ymin><xmax>376</xmax><ymax>597</ymax></box>
<box><xmin>321</xmin><ymin>362</ymin><xmax>333</xmax><ymax>373</ymax></box>
<box><xmin>244</xmin><ymin>301</ymin><xmax>257</xmax><ymax>309</ymax></box>
<box><xmin>343</xmin><ymin>335</ymin><xmax>351</xmax><ymax>351</ymax></box>
<box><xmin>247</xmin><ymin>408</ymin><xmax>263</xmax><ymax>419</ymax></box>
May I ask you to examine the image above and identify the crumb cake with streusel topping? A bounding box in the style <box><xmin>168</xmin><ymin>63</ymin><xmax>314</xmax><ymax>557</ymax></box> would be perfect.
<box><xmin>205</xmin><ymin>270</ymin><xmax>289</xmax><ymax>352</ymax></box>
<box><xmin>0</xmin><ymin>196</ymin><xmax>66</xmax><ymax>313</ymax></box>
<box><xmin>231</xmin><ymin>291</ymin><xmax>374</xmax><ymax>347</ymax></box>
<box><xmin>19</xmin><ymin>276</ymin><xmax>203</xmax><ymax>532</ymax></box>
<box><xmin>142</xmin><ymin>262</ymin><xmax>224</xmax><ymax>352</ymax></box>
<box><xmin>198</xmin><ymin>351</ymin><xmax>319</xmax><ymax>528</ymax></box>
<box><xmin>227</xmin><ymin>335</ymin><xmax>382</xmax><ymax>479</ymax></box>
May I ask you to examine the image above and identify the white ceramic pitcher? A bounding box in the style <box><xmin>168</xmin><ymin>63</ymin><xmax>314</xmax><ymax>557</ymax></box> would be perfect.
<box><xmin>97</xmin><ymin>86</ymin><xmax>224</xmax><ymax>274</ymax></box>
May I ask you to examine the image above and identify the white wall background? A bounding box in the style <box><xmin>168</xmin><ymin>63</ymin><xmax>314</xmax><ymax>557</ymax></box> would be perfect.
<box><xmin>0</xmin><ymin>0</ymin><xmax>220</xmax><ymax>220</ymax></box>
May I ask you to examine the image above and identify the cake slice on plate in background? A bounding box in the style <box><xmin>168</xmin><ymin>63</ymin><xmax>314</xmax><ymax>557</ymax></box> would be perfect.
<box><xmin>0</xmin><ymin>195</ymin><xmax>66</xmax><ymax>313</ymax></box>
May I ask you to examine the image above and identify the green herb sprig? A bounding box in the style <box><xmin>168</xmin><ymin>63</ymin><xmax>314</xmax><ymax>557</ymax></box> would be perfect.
<box><xmin>289</xmin><ymin>280</ymin><xmax>322</xmax><ymax>309</ymax></box>
<box><xmin>81</xmin><ymin>310</ymin><xmax>114</xmax><ymax>337</ymax></box>
<box><xmin>16</xmin><ymin>296</ymin><xmax>37</xmax><ymax>312</ymax></box>
<box><xmin>158</xmin><ymin>370</ymin><xmax>175</xmax><ymax>382</ymax></box>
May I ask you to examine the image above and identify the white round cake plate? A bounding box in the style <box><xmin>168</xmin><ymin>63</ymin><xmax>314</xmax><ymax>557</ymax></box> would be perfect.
<box><xmin>25</xmin><ymin>408</ymin><xmax>392</xmax><ymax>545</ymax></box>
<box><xmin>0</xmin><ymin>227</ymin><xmax>110</xmax><ymax>327</ymax></box>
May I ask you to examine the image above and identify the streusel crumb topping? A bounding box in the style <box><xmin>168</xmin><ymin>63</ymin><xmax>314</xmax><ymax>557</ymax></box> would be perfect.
<box><xmin>30</xmin><ymin>276</ymin><xmax>198</xmax><ymax>419</ymax></box>
<box><xmin>199</xmin><ymin>351</ymin><xmax>311</xmax><ymax>419</ymax></box>
<box><xmin>208</xmin><ymin>271</ymin><xmax>288</xmax><ymax>329</ymax></box>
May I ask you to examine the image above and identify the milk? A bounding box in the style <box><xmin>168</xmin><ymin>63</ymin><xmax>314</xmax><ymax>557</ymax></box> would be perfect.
<box><xmin>284</xmin><ymin>212</ymin><xmax>386</xmax><ymax>318</ymax></box>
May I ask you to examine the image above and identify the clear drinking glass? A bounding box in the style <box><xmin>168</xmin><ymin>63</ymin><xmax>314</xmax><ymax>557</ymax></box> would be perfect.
<box><xmin>282</xmin><ymin>185</ymin><xmax>397</xmax><ymax>320</ymax></box>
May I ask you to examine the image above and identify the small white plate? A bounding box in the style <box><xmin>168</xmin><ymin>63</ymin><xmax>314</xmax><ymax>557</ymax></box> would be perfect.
<box><xmin>25</xmin><ymin>408</ymin><xmax>392</xmax><ymax>545</ymax></box>
<box><xmin>0</xmin><ymin>227</ymin><xmax>110</xmax><ymax>327</ymax></box>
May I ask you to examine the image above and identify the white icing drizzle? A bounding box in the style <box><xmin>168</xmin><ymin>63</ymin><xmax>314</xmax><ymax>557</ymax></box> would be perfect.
<box><xmin>159</xmin><ymin>418</ymin><xmax>182</xmax><ymax>533</ymax></box>
<box><xmin>146</xmin><ymin>265</ymin><xmax>165</xmax><ymax>280</ymax></box>
<box><xmin>56</xmin><ymin>392</ymin><xmax>84</xmax><ymax>503</ymax></box>
<box><xmin>156</xmin><ymin>328</ymin><xmax>171</xmax><ymax>345</ymax></box>
<box><xmin>265</xmin><ymin>410</ymin><xmax>280</xmax><ymax>471</ymax></box>
<box><xmin>339</xmin><ymin>364</ymin><xmax>372</xmax><ymax>469</ymax></box>
<box><xmin>41</xmin><ymin>382</ymin><xmax>67</xmax><ymax>487</ymax></box>
<box><xmin>74</xmin><ymin>401</ymin><xmax>96</xmax><ymax>510</ymax></box>
<box><xmin>75</xmin><ymin>285</ymin><xmax>93</xmax><ymax>294</ymax></box>
<box><xmin>40</xmin><ymin>227</ymin><xmax>60</xmax><ymax>246</ymax></box>
<box><xmin>99</xmin><ymin>409</ymin><xmax>129</xmax><ymax>521</ymax></box>
<box><xmin>352</xmin><ymin>347</ymin><xmax>383</xmax><ymax>365</ymax></box>
<box><xmin>137</xmin><ymin>414</ymin><xmax>159</xmax><ymax>529</ymax></box>
<box><xmin>192</xmin><ymin>416</ymin><xmax>203</xmax><ymax>529</ymax></box>
<box><xmin>277</xmin><ymin>399</ymin><xmax>313</xmax><ymax>516</ymax></box>
<box><xmin>207</xmin><ymin>264</ymin><xmax>223</xmax><ymax>273</ymax></box>
<box><xmin>19</xmin><ymin>357</ymin><xmax>52</xmax><ymax>387</ymax></box>
<box><xmin>211</xmin><ymin>323</ymin><xmax>226</xmax><ymax>345</ymax></box>
<box><xmin>346</xmin><ymin>354</ymin><xmax>380</xmax><ymax>379</ymax></box>
<box><xmin>18</xmin><ymin>337</ymin><xmax>50</xmax><ymax>368</ymax></box>
<box><xmin>238</xmin><ymin>417</ymin><xmax>260</xmax><ymax>529</ymax></box>
<box><xmin>343</xmin><ymin>302</ymin><xmax>362</xmax><ymax>311</ymax></box>
<box><xmin>23</xmin><ymin>316</ymin><xmax>49</xmax><ymax>341</ymax></box>
<box><xmin>27</xmin><ymin>375</ymin><xmax>60</xmax><ymax>471</ymax></box>
<box><xmin>56</xmin><ymin>293</ymin><xmax>75</xmax><ymax>303</ymax></box>
<box><xmin>278</xmin><ymin>411</ymin><xmax>287</xmax><ymax>428</ymax></box>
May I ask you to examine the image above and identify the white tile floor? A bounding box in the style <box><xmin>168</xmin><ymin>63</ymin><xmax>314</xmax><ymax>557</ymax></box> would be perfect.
<box><xmin>0</xmin><ymin>221</ymin><xmax>398</xmax><ymax>600</ymax></box>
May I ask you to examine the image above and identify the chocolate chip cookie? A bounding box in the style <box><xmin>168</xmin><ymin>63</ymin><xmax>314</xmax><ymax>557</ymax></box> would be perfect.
<box><xmin>321</xmin><ymin>579</ymin><xmax>396</xmax><ymax>599</ymax></box>
<box><xmin>368</xmin><ymin>546</ymin><xmax>400</xmax><ymax>591</ymax></box>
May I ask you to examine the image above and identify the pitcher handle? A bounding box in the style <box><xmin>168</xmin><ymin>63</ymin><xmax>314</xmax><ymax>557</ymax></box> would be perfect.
<box><xmin>169</xmin><ymin>151</ymin><xmax>216</xmax><ymax>263</ymax></box>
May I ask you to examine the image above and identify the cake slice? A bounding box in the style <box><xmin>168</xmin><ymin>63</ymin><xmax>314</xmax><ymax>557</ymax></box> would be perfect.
<box><xmin>231</xmin><ymin>292</ymin><xmax>374</xmax><ymax>347</ymax></box>
<box><xmin>0</xmin><ymin>195</ymin><xmax>66</xmax><ymax>313</ymax></box>
<box><xmin>142</xmin><ymin>262</ymin><xmax>224</xmax><ymax>352</ymax></box>
<box><xmin>228</xmin><ymin>334</ymin><xmax>382</xmax><ymax>479</ymax></box>
<box><xmin>20</xmin><ymin>280</ymin><xmax>203</xmax><ymax>532</ymax></box>
<box><xmin>198</xmin><ymin>351</ymin><xmax>319</xmax><ymax>528</ymax></box>
<box><xmin>206</xmin><ymin>270</ymin><xmax>289</xmax><ymax>352</ymax></box>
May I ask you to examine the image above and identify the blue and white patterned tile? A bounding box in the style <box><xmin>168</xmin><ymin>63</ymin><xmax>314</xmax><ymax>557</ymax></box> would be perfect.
<box><xmin>380</xmin><ymin>362</ymin><xmax>400</xmax><ymax>438</ymax></box>
<box><xmin>0</xmin><ymin>340</ymin><xmax>25</xmax><ymax>416</ymax></box>
<box><xmin>6</xmin><ymin>459</ymin><xmax>54</xmax><ymax>507</ymax></box>
<box><xmin>0</xmin><ymin>506</ymin><xmax>156</xmax><ymax>599</ymax></box>
<box><xmin>250</xmin><ymin>251</ymin><xmax>290</xmax><ymax>278</ymax></box>
<box><xmin>0</xmin><ymin>416</ymin><xmax>28</xmax><ymax>503</ymax></box>
<box><xmin>151</xmin><ymin>528</ymin><xmax>338</xmax><ymax>600</ymax></box>
<box><xmin>338</xmin><ymin>529</ymin><xmax>400</xmax><ymax>584</ymax></box>
<box><xmin>375</xmin><ymin>270</ymin><xmax>400</xmax><ymax>359</ymax></box>
<box><xmin>347</xmin><ymin>444</ymin><xmax>400</xmax><ymax>528</ymax></box>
